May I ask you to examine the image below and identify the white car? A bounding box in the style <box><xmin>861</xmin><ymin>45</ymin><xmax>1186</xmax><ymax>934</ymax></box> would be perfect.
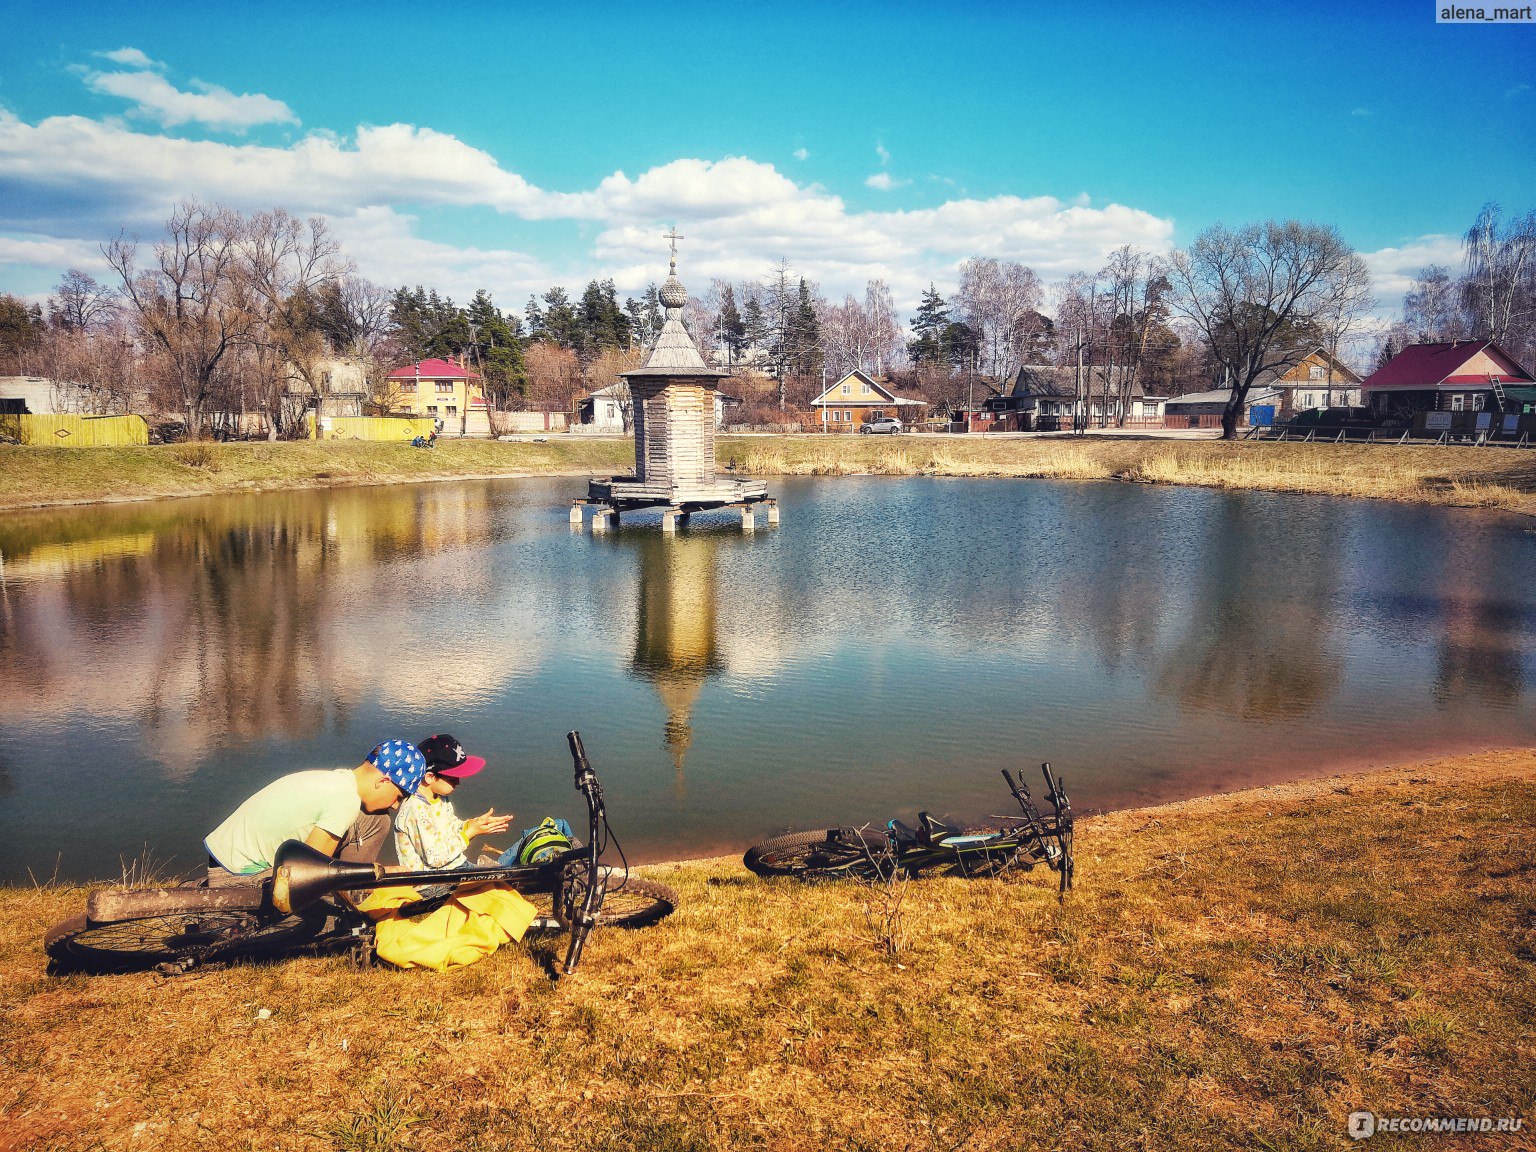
<box><xmin>859</xmin><ymin>417</ymin><xmax>903</xmax><ymax>434</ymax></box>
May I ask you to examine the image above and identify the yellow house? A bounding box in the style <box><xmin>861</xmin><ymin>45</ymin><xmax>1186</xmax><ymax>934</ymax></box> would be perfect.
<box><xmin>385</xmin><ymin>357</ymin><xmax>488</xmax><ymax>435</ymax></box>
<box><xmin>809</xmin><ymin>370</ymin><xmax>926</xmax><ymax>432</ymax></box>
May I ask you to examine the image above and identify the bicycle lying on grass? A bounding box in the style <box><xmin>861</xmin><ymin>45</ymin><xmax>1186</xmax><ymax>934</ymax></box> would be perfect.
<box><xmin>743</xmin><ymin>764</ymin><xmax>1075</xmax><ymax>896</ymax></box>
<box><xmin>45</xmin><ymin>732</ymin><xmax>676</xmax><ymax>977</ymax></box>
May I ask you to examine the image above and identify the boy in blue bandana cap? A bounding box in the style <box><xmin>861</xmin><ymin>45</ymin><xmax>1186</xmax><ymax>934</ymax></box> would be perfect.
<box><xmin>204</xmin><ymin>739</ymin><xmax>427</xmax><ymax>887</ymax></box>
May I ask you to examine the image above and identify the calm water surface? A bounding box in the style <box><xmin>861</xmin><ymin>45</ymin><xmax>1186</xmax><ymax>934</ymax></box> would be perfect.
<box><xmin>1</xmin><ymin>476</ymin><xmax>1533</xmax><ymax>882</ymax></box>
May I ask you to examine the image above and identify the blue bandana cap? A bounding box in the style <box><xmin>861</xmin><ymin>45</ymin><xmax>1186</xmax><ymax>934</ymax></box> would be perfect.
<box><xmin>367</xmin><ymin>739</ymin><xmax>427</xmax><ymax>798</ymax></box>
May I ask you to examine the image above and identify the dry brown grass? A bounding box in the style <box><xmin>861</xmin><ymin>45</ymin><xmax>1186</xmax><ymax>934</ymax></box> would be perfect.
<box><xmin>719</xmin><ymin>436</ymin><xmax>1536</xmax><ymax>516</ymax></box>
<box><xmin>5</xmin><ymin>435</ymin><xmax>1535</xmax><ymax>517</ymax></box>
<box><xmin>0</xmin><ymin>439</ymin><xmax>634</xmax><ymax>511</ymax></box>
<box><xmin>3</xmin><ymin>749</ymin><xmax>1533</xmax><ymax>1150</ymax></box>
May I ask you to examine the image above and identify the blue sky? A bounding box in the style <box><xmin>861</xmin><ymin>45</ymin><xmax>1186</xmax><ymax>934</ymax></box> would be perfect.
<box><xmin>2</xmin><ymin>0</ymin><xmax>1532</xmax><ymax>314</ymax></box>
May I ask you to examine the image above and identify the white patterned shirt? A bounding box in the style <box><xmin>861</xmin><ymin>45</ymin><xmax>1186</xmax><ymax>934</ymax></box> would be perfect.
<box><xmin>394</xmin><ymin>792</ymin><xmax>471</xmax><ymax>871</ymax></box>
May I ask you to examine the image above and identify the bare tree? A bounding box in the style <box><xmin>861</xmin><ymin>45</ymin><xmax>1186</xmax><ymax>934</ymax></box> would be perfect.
<box><xmin>525</xmin><ymin>341</ymin><xmax>583</xmax><ymax>414</ymax></box>
<box><xmin>1313</xmin><ymin>252</ymin><xmax>1375</xmax><ymax>407</ymax></box>
<box><xmin>1166</xmin><ymin>220</ymin><xmax>1369</xmax><ymax>439</ymax></box>
<box><xmin>40</xmin><ymin>317</ymin><xmax>138</xmax><ymax>413</ymax></box>
<box><xmin>106</xmin><ymin>202</ymin><xmax>255</xmax><ymax>439</ymax></box>
<box><xmin>241</xmin><ymin>209</ymin><xmax>351</xmax><ymax>431</ymax></box>
<box><xmin>864</xmin><ymin>279</ymin><xmax>901</xmax><ymax>374</ymax></box>
<box><xmin>1403</xmin><ymin>266</ymin><xmax>1467</xmax><ymax>342</ymax></box>
<box><xmin>47</xmin><ymin>269</ymin><xmax>118</xmax><ymax>333</ymax></box>
<box><xmin>956</xmin><ymin>257</ymin><xmax>1043</xmax><ymax>380</ymax></box>
<box><xmin>1461</xmin><ymin>202</ymin><xmax>1536</xmax><ymax>361</ymax></box>
<box><xmin>1052</xmin><ymin>272</ymin><xmax>1100</xmax><ymax>431</ymax></box>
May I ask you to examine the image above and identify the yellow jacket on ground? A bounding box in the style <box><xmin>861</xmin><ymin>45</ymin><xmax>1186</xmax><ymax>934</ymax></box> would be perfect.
<box><xmin>360</xmin><ymin>884</ymin><xmax>538</xmax><ymax>971</ymax></box>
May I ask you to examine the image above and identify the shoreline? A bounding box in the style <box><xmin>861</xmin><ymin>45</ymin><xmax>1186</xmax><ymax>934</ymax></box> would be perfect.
<box><xmin>4</xmin><ymin>745</ymin><xmax>1531</xmax><ymax>1149</ymax></box>
<box><xmin>2</xmin><ymin>435</ymin><xmax>1534</xmax><ymax>517</ymax></box>
<box><xmin>14</xmin><ymin>743</ymin><xmax>1533</xmax><ymax>890</ymax></box>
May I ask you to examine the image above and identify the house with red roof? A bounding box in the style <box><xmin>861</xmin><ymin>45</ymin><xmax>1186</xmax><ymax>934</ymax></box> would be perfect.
<box><xmin>385</xmin><ymin>357</ymin><xmax>488</xmax><ymax>436</ymax></box>
<box><xmin>1362</xmin><ymin>341</ymin><xmax>1536</xmax><ymax>419</ymax></box>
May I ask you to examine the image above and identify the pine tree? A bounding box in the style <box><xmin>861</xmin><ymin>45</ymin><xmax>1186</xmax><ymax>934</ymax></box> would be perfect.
<box><xmin>390</xmin><ymin>286</ymin><xmax>463</xmax><ymax>361</ymax></box>
<box><xmin>524</xmin><ymin>295</ymin><xmax>546</xmax><ymax>340</ymax></box>
<box><xmin>719</xmin><ymin>284</ymin><xmax>745</xmax><ymax>364</ymax></box>
<box><xmin>742</xmin><ymin>295</ymin><xmax>768</xmax><ymax>351</ymax></box>
<box><xmin>465</xmin><ymin>289</ymin><xmax>526</xmax><ymax>409</ymax></box>
<box><xmin>578</xmin><ymin>279</ymin><xmax>630</xmax><ymax>354</ymax></box>
<box><xmin>539</xmin><ymin>287</ymin><xmax>580</xmax><ymax>349</ymax></box>
<box><xmin>792</xmin><ymin>278</ymin><xmax>822</xmax><ymax>376</ymax></box>
<box><xmin>909</xmin><ymin>283</ymin><xmax>950</xmax><ymax>365</ymax></box>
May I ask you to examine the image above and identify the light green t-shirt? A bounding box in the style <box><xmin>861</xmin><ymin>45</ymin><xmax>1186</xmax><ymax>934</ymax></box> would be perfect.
<box><xmin>204</xmin><ymin>768</ymin><xmax>361</xmax><ymax>874</ymax></box>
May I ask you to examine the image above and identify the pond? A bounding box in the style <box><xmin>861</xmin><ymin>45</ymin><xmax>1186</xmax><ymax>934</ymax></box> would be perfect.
<box><xmin>1</xmin><ymin>475</ymin><xmax>1533</xmax><ymax>882</ymax></box>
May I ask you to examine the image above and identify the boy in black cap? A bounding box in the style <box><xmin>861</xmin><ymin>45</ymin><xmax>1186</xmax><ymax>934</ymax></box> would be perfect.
<box><xmin>394</xmin><ymin>734</ymin><xmax>513</xmax><ymax>871</ymax></box>
<box><xmin>395</xmin><ymin>733</ymin><xmax>576</xmax><ymax>872</ymax></box>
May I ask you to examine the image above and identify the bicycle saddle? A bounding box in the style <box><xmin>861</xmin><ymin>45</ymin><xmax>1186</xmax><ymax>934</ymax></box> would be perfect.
<box><xmin>918</xmin><ymin>812</ymin><xmax>963</xmax><ymax>846</ymax></box>
<box><xmin>887</xmin><ymin>819</ymin><xmax>922</xmax><ymax>849</ymax></box>
<box><xmin>888</xmin><ymin>814</ymin><xmax>964</xmax><ymax>848</ymax></box>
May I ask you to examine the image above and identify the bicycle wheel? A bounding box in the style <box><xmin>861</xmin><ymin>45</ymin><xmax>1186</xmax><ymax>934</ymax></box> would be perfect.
<box><xmin>591</xmin><ymin>876</ymin><xmax>677</xmax><ymax>928</ymax></box>
<box><xmin>554</xmin><ymin>873</ymin><xmax>677</xmax><ymax>930</ymax></box>
<box><xmin>45</xmin><ymin>908</ymin><xmax>326</xmax><ymax>974</ymax></box>
<box><xmin>743</xmin><ymin>828</ymin><xmax>889</xmax><ymax>879</ymax></box>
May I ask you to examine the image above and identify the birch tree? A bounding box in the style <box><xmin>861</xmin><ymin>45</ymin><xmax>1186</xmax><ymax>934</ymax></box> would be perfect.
<box><xmin>956</xmin><ymin>257</ymin><xmax>1043</xmax><ymax>379</ymax></box>
<box><xmin>1461</xmin><ymin>203</ymin><xmax>1536</xmax><ymax>363</ymax></box>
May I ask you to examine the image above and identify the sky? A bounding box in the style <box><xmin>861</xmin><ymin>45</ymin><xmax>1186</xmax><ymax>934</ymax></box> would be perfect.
<box><xmin>2</xmin><ymin>0</ymin><xmax>1533</xmax><ymax>320</ymax></box>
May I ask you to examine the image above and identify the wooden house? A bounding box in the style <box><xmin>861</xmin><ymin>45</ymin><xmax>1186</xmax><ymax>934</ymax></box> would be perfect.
<box><xmin>1361</xmin><ymin>340</ymin><xmax>1536</xmax><ymax>419</ymax></box>
<box><xmin>977</xmin><ymin>365</ymin><xmax>1165</xmax><ymax>431</ymax></box>
<box><xmin>1253</xmin><ymin>348</ymin><xmax>1363</xmax><ymax>415</ymax></box>
<box><xmin>810</xmin><ymin>370</ymin><xmax>927</xmax><ymax>432</ymax></box>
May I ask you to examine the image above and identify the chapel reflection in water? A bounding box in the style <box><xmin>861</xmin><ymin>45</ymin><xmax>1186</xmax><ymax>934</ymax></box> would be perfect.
<box><xmin>621</xmin><ymin>528</ymin><xmax>734</xmax><ymax>795</ymax></box>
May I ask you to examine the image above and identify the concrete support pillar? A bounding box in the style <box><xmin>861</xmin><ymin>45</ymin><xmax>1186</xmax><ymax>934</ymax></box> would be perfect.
<box><xmin>741</xmin><ymin>506</ymin><xmax>755</xmax><ymax>533</ymax></box>
<box><xmin>661</xmin><ymin>509</ymin><xmax>679</xmax><ymax>534</ymax></box>
<box><xmin>569</xmin><ymin>503</ymin><xmax>584</xmax><ymax>526</ymax></box>
<box><xmin>766</xmin><ymin>502</ymin><xmax>780</xmax><ymax>526</ymax></box>
<box><xmin>592</xmin><ymin>509</ymin><xmax>612</xmax><ymax>535</ymax></box>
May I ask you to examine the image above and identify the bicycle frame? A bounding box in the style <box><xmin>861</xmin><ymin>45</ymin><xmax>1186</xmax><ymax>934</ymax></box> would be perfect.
<box><xmin>881</xmin><ymin>765</ymin><xmax>1074</xmax><ymax>892</ymax></box>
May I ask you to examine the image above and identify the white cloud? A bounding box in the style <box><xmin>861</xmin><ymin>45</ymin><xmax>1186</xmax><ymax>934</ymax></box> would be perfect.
<box><xmin>1351</xmin><ymin>106</ymin><xmax>1372</xmax><ymax>117</ymax></box>
<box><xmin>86</xmin><ymin>69</ymin><xmax>298</xmax><ymax>131</ymax></box>
<box><xmin>328</xmin><ymin>207</ymin><xmax>548</xmax><ymax>303</ymax></box>
<box><xmin>865</xmin><ymin>172</ymin><xmax>910</xmax><ymax>191</ymax></box>
<box><xmin>0</xmin><ymin>103</ymin><xmax>1178</xmax><ymax>309</ymax></box>
<box><xmin>94</xmin><ymin>47</ymin><xmax>164</xmax><ymax>70</ymax></box>
<box><xmin>1361</xmin><ymin>234</ymin><xmax>1463</xmax><ymax>299</ymax></box>
<box><xmin>875</xmin><ymin>142</ymin><xmax>891</xmax><ymax>166</ymax></box>
<box><xmin>0</xmin><ymin>234</ymin><xmax>108</xmax><ymax>273</ymax></box>
<box><xmin>792</xmin><ymin>147</ymin><xmax>809</xmax><ymax>161</ymax></box>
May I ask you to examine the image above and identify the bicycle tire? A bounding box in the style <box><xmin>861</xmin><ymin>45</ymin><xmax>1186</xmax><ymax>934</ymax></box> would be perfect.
<box><xmin>45</xmin><ymin>907</ymin><xmax>327</xmax><ymax>974</ymax></box>
<box><xmin>553</xmin><ymin>873</ymin><xmax>677</xmax><ymax>930</ymax></box>
<box><xmin>743</xmin><ymin>828</ymin><xmax>889</xmax><ymax>879</ymax></box>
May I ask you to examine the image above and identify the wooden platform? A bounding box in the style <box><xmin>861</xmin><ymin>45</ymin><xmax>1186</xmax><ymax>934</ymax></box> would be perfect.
<box><xmin>585</xmin><ymin>475</ymin><xmax>769</xmax><ymax>510</ymax></box>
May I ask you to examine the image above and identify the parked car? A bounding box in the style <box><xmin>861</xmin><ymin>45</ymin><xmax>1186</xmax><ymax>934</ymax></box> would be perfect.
<box><xmin>859</xmin><ymin>417</ymin><xmax>903</xmax><ymax>435</ymax></box>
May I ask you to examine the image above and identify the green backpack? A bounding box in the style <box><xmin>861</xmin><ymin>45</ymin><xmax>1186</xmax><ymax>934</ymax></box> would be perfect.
<box><xmin>516</xmin><ymin>817</ymin><xmax>573</xmax><ymax>865</ymax></box>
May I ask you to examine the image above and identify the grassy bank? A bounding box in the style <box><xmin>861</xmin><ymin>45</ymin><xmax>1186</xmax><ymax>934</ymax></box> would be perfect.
<box><xmin>718</xmin><ymin>436</ymin><xmax>1536</xmax><ymax>517</ymax></box>
<box><xmin>4</xmin><ymin>435</ymin><xmax>1535</xmax><ymax>517</ymax></box>
<box><xmin>3</xmin><ymin>749</ymin><xmax>1532</xmax><ymax>1150</ymax></box>
<box><xmin>0</xmin><ymin>439</ymin><xmax>633</xmax><ymax>511</ymax></box>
